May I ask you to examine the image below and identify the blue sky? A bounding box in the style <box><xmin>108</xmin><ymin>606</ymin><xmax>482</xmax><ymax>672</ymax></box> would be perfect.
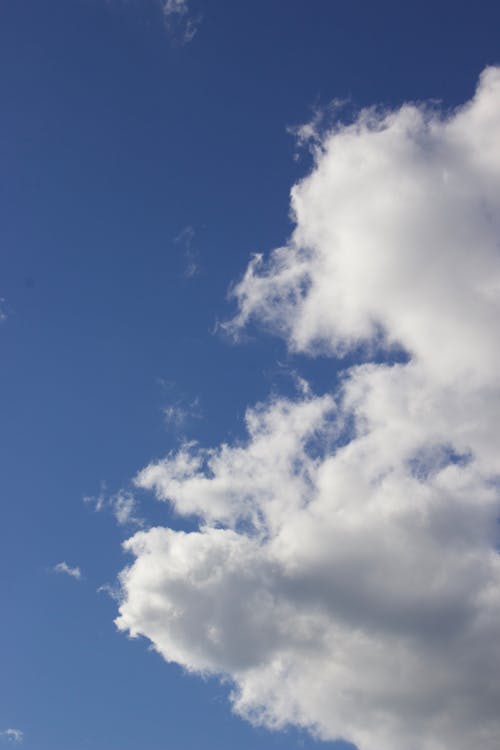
<box><xmin>1</xmin><ymin>2</ymin><xmax>500</xmax><ymax>750</ymax></box>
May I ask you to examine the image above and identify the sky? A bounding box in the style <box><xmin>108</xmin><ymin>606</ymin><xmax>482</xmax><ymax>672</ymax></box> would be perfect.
<box><xmin>1</xmin><ymin>2</ymin><xmax>500</xmax><ymax>750</ymax></box>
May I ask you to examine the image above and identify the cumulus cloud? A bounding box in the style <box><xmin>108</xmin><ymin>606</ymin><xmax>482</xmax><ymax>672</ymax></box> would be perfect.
<box><xmin>0</xmin><ymin>730</ymin><xmax>23</xmax><ymax>744</ymax></box>
<box><xmin>116</xmin><ymin>68</ymin><xmax>500</xmax><ymax>750</ymax></box>
<box><xmin>53</xmin><ymin>561</ymin><xmax>82</xmax><ymax>580</ymax></box>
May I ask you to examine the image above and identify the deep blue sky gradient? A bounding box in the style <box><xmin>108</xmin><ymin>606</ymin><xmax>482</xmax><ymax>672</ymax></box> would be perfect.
<box><xmin>1</xmin><ymin>1</ymin><xmax>499</xmax><ymax>748</ymax></box>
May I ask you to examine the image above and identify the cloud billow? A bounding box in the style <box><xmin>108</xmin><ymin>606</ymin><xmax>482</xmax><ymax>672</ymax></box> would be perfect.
<box><xmin>115</xmin><ymin>68</ymin><xmax>500</xmax><ymax>750</ymax></box>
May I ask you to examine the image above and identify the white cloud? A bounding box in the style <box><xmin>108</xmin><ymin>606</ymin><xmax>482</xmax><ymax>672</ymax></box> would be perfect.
<box><xmin>162</xmin><ymin>0</ymin><xmax>188</xmax><ymax>15</ymax></box>
<box><xmin>161</xmin><ymin>0</ymin><xmax>200</xmax><ymax>44</ymax></box>
<box><xmin>0</xmin><ymin>298</ymin><xmax>7</xmax><ymax>323</ymax></box>
<box><xmin>97</xmin><ymin>583</ymin><xmax>121</xmax><ymax>600</ymax></box>
<box><xmin>174</xmin><ymin>226</ymin><xmax>199</xmax><ymax>278</ymax></box>
<box><xmin>112</xmin><ymin>490</ymin><xmax>143</xmax><ymax>526</ymax></box>
<box><xmin>0</xmin><ymin>730</ymin><xmax>23</xmax><ymax>744</ymax></box>
<box><xmin>53</xmin><ymin>561</ymin><xmax>82</xmax><ymax>580</ymax></box>
<box><xmin>163</xmin><ymin>403</ymin><xmax>189</xmax><ymax>427</ymax></box>
<box><xmin>85</xmin><ymin>488</ymin><xmax>143</xmax><ymax>527</ymax></box>
<box><xmin>163</xmin><ymin>397</ymin><xmax>202</xmax><ymax>430</ymax></box>
<box><xmin>84</xmin><ymin>488</ymin><xmax>106</xmax><ymax>513</ymax></box>
<box><xmin>157</xmin><ymin>379</ymin><xmax>203</xmax><ymax>430</ymax></box>
<box><xmin>116</xmin><ymin>68</ymin><xmax>500</xmax><ymax>750</ymax></box>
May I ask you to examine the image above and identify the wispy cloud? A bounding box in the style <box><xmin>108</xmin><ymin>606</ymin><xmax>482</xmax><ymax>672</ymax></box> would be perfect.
<box><xmin>156</xmin><ymin>378</ymin><xmax>203</xmax><ymax>432</ymax></box>
<box><xmin>85</xmin><ymin>488</ymin><xmax>143</xmax><ymax>528</ymax></box>
<box><xmin>97</xmin><ymin>583</ymin><xmax>121</xmax><ymax>600</ymax></box>
<box><xmin>162</xmin><ymin>0</ymin><xmax>188</xmax><ymax>14</ymax></box>
<box><xmin>161</xmin><ymin>0</ymin><xmax>201</xmax><ymax>45</ymax></box>
<box><xmin>111</xmin><ymin>490</ymin><xmax>143</xmax><ymax>526</ymax></box>
<box><xmin>174</xmin><ymin>225</ymin><xmax>199</xmax><ymax>278</ymax></box>
<box><xmin>163</xmin><ymin>396</ymin><xmax>202</xmax><ymax>430</ymax></box>
<box><xmin>0</xmin><ymin>730</ymin><xmax>23</xmax><ymax>744</ymax></box>
<box><xmin>0</xmin><ymin>297</ymin><xmax>8</xmax><ymax>323</ymax></box>
<box><xmin>53</xmin><ymin>562</ymin><xmax>82</xmax><ymax>580</ymax></box>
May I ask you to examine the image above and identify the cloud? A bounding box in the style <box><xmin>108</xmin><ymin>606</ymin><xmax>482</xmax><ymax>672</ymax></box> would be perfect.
<box><xmin>112</xmin><ymin>1</ymin><xmax>200</xmax><ymax>44</ymax></box>
<box><xmin>0</xmin><ymin>730</ymin><xmax>23</xmax><ymax>744</ymax></box>
<box><xmin>111</xmin><ymin>490</ymin><xmax>143</xmax><ymax>526</ymax></box>
<box><xmin>85</xmin><ymin>488</ymin><xmax>143</xmax><ymax>527</ymax></box>
<box><xmin>53</xmin><ymin>561</ymin><xmax>82</xmax><ymax>580</ymax></box>
<box><xmin>161</xmin><ymin>0</ymin><xmax>200</xmax><ymax>45</ymax></box>
<box><xmin>163</xmin><ymin>397</ymin><xmax>202</xmax><ymax>430</ymax></box>
<box><xmin>174</xmin><ymin>226</ymin><xmax>199</xmax><ymax>278</ymax></box>
<box><xmin>97</xmin><ymin>583</ymin><xmax>121</xmax><ymax>600</ymax></box>
<box><xmin>162</xmin><ymin>0</ymin><xmax>188</xmax><ymax>14</ymax></box>
<box><xmin>116</xmin><ymin>68</ymin><xmax>500</xmax><ymax>750</ymax></box>
<box><xmin>157</xmin><ymin>379</ymin><xmax>203</xmax><ymax>431</ymax></box>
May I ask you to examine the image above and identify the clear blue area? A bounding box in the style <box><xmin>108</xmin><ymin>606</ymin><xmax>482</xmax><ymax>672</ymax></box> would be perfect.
<box><xmin>1</xmin><ymin>1</ymin><xmax>498</xmax><ymax>748</ymax></box>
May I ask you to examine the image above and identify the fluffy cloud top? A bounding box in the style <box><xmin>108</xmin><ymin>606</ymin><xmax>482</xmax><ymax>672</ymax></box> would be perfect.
<box><xmin>116</xmin><ymin>69</ymin><xmax>500</xmax><ymax>750</ymax></box>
